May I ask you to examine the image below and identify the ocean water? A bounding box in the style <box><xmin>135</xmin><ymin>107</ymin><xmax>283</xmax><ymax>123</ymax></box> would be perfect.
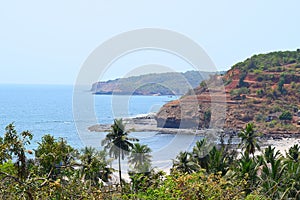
<box><xmin>0</xmin><ymin>85</ymin><xmax>202</xmax><ymax>157</ymax></box>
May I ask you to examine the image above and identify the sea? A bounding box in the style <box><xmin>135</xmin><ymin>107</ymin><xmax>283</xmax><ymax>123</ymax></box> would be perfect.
<box><xmin>0</xmin><ymin>84</ymin><xmax>204</xmax><ymax>169</ymax></box>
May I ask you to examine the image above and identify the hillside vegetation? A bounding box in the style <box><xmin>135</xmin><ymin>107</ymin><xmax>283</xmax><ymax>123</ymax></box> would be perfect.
<box><xmin>91</xmin><ymin>71</ymin><xmax>216</xmax><ymax>95</ymax></box>
<box><xmin>156</xmin><ymin>49</ymin><xmax>300</xmax><ymax>134</ymax></box>
<box><xmin>2</xmin><ymin>122</ymin><xmax>300</xmax><ymax>199</ymax></box>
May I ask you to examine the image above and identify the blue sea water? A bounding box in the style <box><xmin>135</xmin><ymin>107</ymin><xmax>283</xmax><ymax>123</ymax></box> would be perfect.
<box><xmin>0</xmin><ymin>85</ymin><xmax>202</xmax><ymax>157</ymax></box>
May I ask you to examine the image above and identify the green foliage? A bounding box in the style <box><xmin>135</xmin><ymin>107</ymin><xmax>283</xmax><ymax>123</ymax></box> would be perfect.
<box><xmin>2</xmin><ymin>123</ymin><xmax>33</xmax><ymax>180</ymax></box>
<box><xmin>230</xmin><ymin>87</ymin><xmax>250</xmax><ymax>96</ymax></box>
<box><xmin>128</xmin><ymin>169</ymin><xmax>165</xmax><ymax>194</ymax></box>
<box><xmin>235</xmin><ymin>153</ymin><xmax>259</xmax><ymax>195</ymax></box>
<box><xmin>259</xmin><ymin>146</ymin><xmax>285</xmax><ymax>199</ymax></box>
<box><xmin>256</xmin><ymin>89</ymin><xmax>264</xmax><ymax>98</ymax></box>
<box><xmin>2</xmin><ymin>122</ymin><xmax>300</xmax><ymax>199</ymax></box>
<box><xmin>224</xmin><ymin>78</ymin><xmax>233</xmax><ymax>85</ymax></box>
<box><xmin>233</xmin><ymin>50</ymin><xmax>300</xmax><ymax>71</ymax></box>
<box><xmin>171</xmin><ymin>151</ymin><xmax>200</xmax><ymax>174</ymax></box>
<box><xmin>128</xmin><ymin>143</ymin><xmax>152</xmax><ymax>173</ymax></box>
<box><xmin>35</xmin><ymin>134</ymin><xmax>77</xmax><ymax>179</ymax></box>
<box><xmin>92</xmin><ymin>70</ymin><xmax>215</xmax><ymax>95</ymax></box>
<box><xmin>79</xmin><ymin>147</ymin><xmax>113</xmax><ymax>184</ymax></box>
<box><xmin>286</xmin><ymin>144</ymin><xmax>300</xmax><ymax>162</ymax></box>
<box><xmin>238</xmin><ymin>72</ymin><xmax>249</xmax><ymax>87</ymax></box>
<box><xmin>256</xmin><ymin>74</ymin><xmax>264</xmax><ymax>82</ymax></box>
<box><xmin>238</xmin><ymin>123</ymin><xmax>261</xmax><ymax>157</ymax></box>
<box><xmin>125</xmin><ymin>171</ymin><xmax>247</xmax><ymax>199</ymax></box>
<box><xmin>277</xmin><ymin>75</ymin><xmax>286</xmax><ymax>94</ymax></box>
<box><xmin>0</xmin><ymin>124</ymin><xmax>113</xmax><ymax>199</ymax></box>
<box><xmin>268</xmin><ymin>120</ymin><xmax>277</xmax><ymax>128</ymax></box>
<box><xmin>255</xmin><ymin>113</ymin><xmax>264</xmax><ymax>122</ymax></box>
<box><xmin>203</xmin><ymin>110</ymin><xmax>211</xmax><ymax>128</ymax></box>
<box><xmin>101</xmin><ymin>119</ymin><xmax>138</xmax><ymax>187</ymax></box>
<box><xmin>279</xmin><ymin>111</ymin><xmax>293</xmax><ymax>121</ymax></box>
<box><xmin>176</xmin><ymin>136</ymin><xmax>236</xmax><ymax>176</ymax></box>
<box><xmin>0</xmin><ymin>160</ymin><xmax>17</xmax><ymax>175</ymax></box>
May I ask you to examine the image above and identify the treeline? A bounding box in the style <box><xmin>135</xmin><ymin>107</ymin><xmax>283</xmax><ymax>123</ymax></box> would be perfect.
<box><xmin>233</xmin><ymin>49</ymin><xmax>300</xmax><ymax>72</ymax></box>
<box><xmin>1</xmin><ymin>122</ymin><xmax>300</xmax><ymax>199</ymax></box>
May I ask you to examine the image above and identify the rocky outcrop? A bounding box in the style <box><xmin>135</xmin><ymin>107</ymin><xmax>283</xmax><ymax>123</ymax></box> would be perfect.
<box><xmin>156</xmin><ymin>50</ymin><xmax>300</xmax><ymax>134</ymax></box>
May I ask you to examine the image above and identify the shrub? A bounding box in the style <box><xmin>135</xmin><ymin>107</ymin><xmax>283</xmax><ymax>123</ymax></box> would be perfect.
<box><xmin>268</xmin><ymin>120</ymin><xmax>277</xmax><ymax>128</ymax></box>
<box><xmin>255</xmin><ymin>114</ymin><xmax>264</xmax><ymax>122</ymax></box>
<box><xmin>253</xmin><ymin>69</ymin><xmax>263</xmax><ymax>74</ymax></box>
<box><xmin>256</xmin><ymin>89</ymin><xmax>264</xmax><ymax>98</ymax></box>
<box><xmin>256</xmin><ymin>75</ymin><xmax>264</xmax><ymax>82</ymax></box>
<box><xmin>279</xmin><ymin>111</ymin><xmax>292</xmax><ymax>121</ymax></box>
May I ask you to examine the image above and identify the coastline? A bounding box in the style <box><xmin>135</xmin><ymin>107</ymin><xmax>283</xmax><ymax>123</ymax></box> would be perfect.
<box><xmin>88</xmin><ymin>113</ymin><xmax>223</xmax><ymax>136</ymax></box>
<box><xmin>89</xmin><ymin>113</ymin><xmax>300</xmax><ymax>184</ymax></box>
<box><xmin>89</xmin><ymin>113</ymin><xmax>300</xmax><ymax>155</ymax></box>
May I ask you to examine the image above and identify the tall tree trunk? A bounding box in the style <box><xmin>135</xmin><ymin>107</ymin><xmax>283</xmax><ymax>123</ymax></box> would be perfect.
<box><xmin>118</xmin><ymin>146</ymin><xmax>122</xmax><ymax>189</ymax></box>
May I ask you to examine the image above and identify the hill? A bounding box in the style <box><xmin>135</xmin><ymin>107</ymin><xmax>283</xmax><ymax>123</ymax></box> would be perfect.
<box><xmin>156</xmin><ymin>50</ymin><xmax>300</xmax><ymax>134</ymax></box>
<box><xmin>91</xmin><ymin>71</ymin><xmax>216</xmax><ymax>95</ymax></box>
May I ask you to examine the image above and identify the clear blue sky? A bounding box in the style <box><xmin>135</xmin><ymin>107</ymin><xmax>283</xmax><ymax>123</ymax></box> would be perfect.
<box><xmin>1</xmin><ymin>0</ymin><xmax>299</xmax><ymax>85</ymax></box>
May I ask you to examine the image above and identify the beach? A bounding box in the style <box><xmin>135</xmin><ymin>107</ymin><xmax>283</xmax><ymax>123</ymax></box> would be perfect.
<box><xmin>89</xmin><ymin>114</ymin><xmax>300</xmax><ymax>155</ymax></box>
<box><xmin>90</xmin><ymin>113</ymin><xmax>300</xmax><ymax>183</ymax></box>
<box><xmin>261</xmin><ymin>137</ymin><xmax>300</xmax><ymax>156</ymax></box>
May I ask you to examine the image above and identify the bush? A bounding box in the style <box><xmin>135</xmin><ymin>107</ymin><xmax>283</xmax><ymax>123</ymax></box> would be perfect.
<box><xmin>279</xmin><ymin>111</ymin><xmax>292</xmax><ymax>121</ymax></box>
<box><xmin>256</xmin><ymin>89</ymin><xmax>264</xmax><ymax>98</ymax></box>
<box><xmin>268</xmin><ymin>120</ymin><xmax>277</xmax><ymax>128</ymax></box>
<box><xmin>255</xmin><ymin>114</ymin><xmax>264</xmax><ymax>122</ymax></box>
<box><xmin>230</xmin><ymin>87</ymin><xmax>250</xmax><ymax>96</ymax></box>
<box><xmin>256</xmin><ymin>75</ymin><xmax>264</xmax><ymax>82</ymax></box>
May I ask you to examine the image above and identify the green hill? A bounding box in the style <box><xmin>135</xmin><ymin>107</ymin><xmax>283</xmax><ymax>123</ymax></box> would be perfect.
<box><xmin>91</xmin><ymin>71</ymin><xmax>216</xmax><ymax>95</ymax></box>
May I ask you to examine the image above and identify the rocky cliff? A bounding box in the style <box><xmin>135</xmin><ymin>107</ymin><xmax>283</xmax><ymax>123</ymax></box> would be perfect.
<box><xmin>156</xmin><ymin>50</ymin><xmax>300</xmax><ymax>134</ymax></box>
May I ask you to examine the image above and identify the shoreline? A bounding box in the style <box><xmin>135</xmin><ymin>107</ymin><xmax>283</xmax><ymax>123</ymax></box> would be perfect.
<box><xmin>88</xmin><ymin>113</ymin><xmax>300</xmax><ymax>137</ymax></box>
<box><xmin>90</xmin><ymin>114</ymin><xmax>300</xmax><ymax>183</ymax></box>
<box><xmin>88</xmin><ymin>114</ymin><xmax>224</xmax><ymax>136</ymax></box>
<box><xmin>88</xmin><ymin>114</ymin><xmax>300</xmax><ymax>155</ymax></box>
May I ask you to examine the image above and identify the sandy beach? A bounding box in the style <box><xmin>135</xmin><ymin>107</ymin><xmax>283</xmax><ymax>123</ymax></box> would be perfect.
<box><xmin>261</xmin><ymin>137</ymin><xmax>300</xmax><ymax>156</ymax></box>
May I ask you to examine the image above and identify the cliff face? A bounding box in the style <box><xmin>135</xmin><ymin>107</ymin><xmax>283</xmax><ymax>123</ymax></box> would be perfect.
<box><xmin>156</xmin><ymin>50</ymin><xmax>300</xmax><ymax>134</ymax></box>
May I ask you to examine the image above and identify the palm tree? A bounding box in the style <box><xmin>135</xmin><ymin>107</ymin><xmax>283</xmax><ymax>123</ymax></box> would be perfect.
<box><xmin>286</xmin><ymin>144</ymin><xmax>300</xmax><ymax>162</ymax></box>
<box><xmin>101</xmin><ymin>119</ymin><xmax>138</xmax><ymax>186</ymax></box>
<box><xmin>260</xmin><ymin>146</ymin><xmax>285</xmax><ymax>199</ymax></box>
<box><xmin>79</xmin><ymin>147</ymin><xmax>114</xmax><ymax>184</ymax></box>
<box><xmin>236</xmin><ymin>152</ymin><xmax>259</xmax><ymax>195</ymax></box>
<box><xmin>238</xmin><ymin>123</ymin><xmax>261</xmax><ymax>157</ymax></box>
<box><xmin>192</xmin><ymin>139</ymin><xmax>210</xmax><ymax>170</ymax></box>
<box><xmin>172</xmin><ymin>151</ymin><xmax>199</xmax><ymax>174</ymax></box>
<box><xmin>128</xmin><ymin>143</ymin><xmax>152</xmax><ymax>173</ymax></box>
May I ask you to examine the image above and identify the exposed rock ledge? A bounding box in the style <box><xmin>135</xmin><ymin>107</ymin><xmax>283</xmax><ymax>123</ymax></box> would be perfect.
<box><xmin>88</xmin><ymin>114</ymin><xmax>224</xmax><ymax>136</ymax></box>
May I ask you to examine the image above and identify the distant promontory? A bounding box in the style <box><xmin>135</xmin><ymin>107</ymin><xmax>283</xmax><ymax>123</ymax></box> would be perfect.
<box><xmin>91</xmin><ymin>71</ymin><xmax>217</xmax><ymax>96</ymax></box>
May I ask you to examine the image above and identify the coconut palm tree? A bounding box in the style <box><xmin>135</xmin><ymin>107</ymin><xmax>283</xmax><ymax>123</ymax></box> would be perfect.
<box><xmin>238</xmin><ymin>123</ymin><xmax>261</xmax><ymax>158</ymax></box>
<box><xmin>172</xmin><ymin>151</ymin><xmax>199</xmax><ymax>174</ymax></box>
<box><xmin>260</xmin><ymin>146</ymin><xmax>285</xmax><ymax>199</ymax></box>
<box><xmin>101</xmin><ymin>119</ymin><xmax>138</xmax><ymax>187</ymax></box>
<box><xmin>281</xmin><ymin>159</ymin><xmax>300</xmax><ymax>199</ymax></box>
<box><xmin>286</xmin><ymin>144</ymin><xmax>300</xmax><ymax>162</ymax></box>
<box><xmin>128</xmin><ymin>143</ymin><xmax>152</xmax><ymax>173</ymax></box>
<box><xmin>236</xmin><ymin>152</ymin><xmax>259</xmax><ymax>195</ymax></box>
<box><xmin>192</xmin><ymin>139</ymin><xmax>210</xmax><ymax>170</ymax></box>
<box><xmin>79</xmin><ymin>147</ymin><xmax>113</xmax><ymax>184</ymax></box>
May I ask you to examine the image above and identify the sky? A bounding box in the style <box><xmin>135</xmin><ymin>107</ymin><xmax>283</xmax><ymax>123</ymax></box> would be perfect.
<box><xmin>0</xmin><ymin>0</ymin><xmax>300</xmax><ymax>85</ymax></box>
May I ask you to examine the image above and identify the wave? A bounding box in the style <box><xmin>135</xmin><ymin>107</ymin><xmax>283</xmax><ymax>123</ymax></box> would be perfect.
<box><xmin>35</xmin><ymin>120</ymin><xmax>74</xmax><ymax>124</ymax></box>
<box><xmin>129</xmin><ymin>112</ymin><xmax>156</xmax><ymax>119</ymax></box>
